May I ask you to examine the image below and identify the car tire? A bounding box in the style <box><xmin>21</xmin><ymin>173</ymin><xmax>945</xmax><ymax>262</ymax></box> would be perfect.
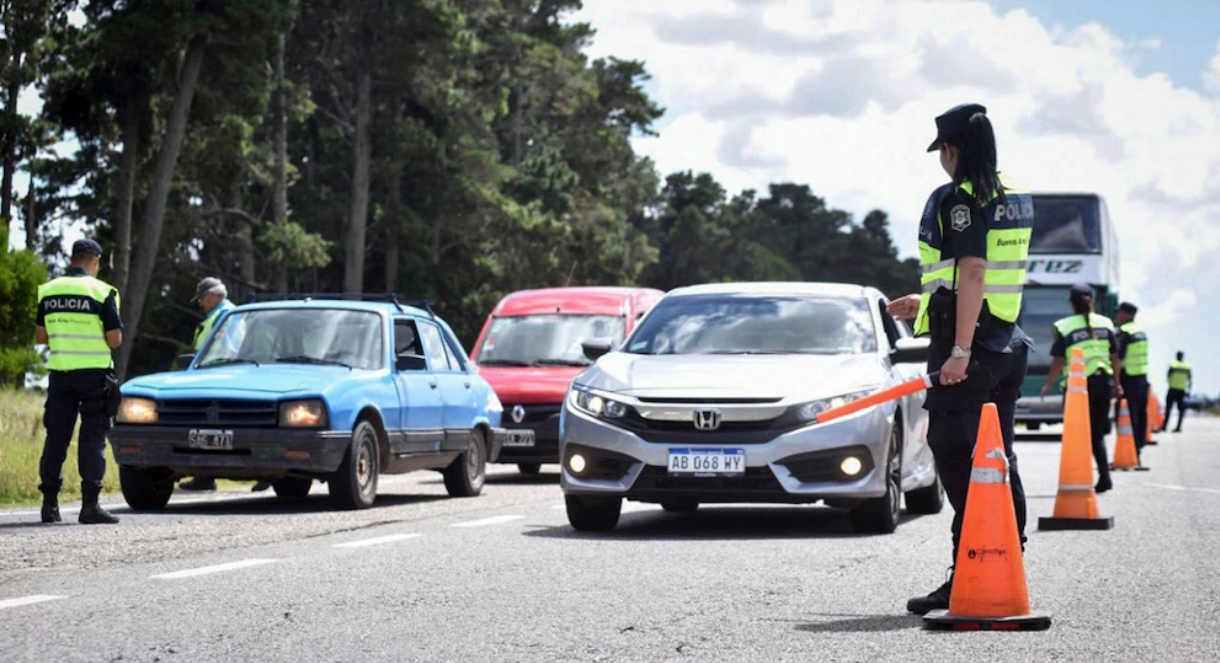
<box><xmin>904</xmin><ymin>472</ymin><xmax>945</xmax><ymax>515</ymax></box>
<box><xmin>661</xmin><ymin>500</ymin><xmax>699</xmax><ymax>513</ymax></box>
<box><xmin>518</xmin><ymin>463</ymin><xmax>542</xmax><ymax>476</ymax></box>
<box><xmin>565</xmin><ymin>495</ymin><xmax>622</xmax><ymax>532</ymax></box>
<box><xmin>328</xmin><ymin>420</ymin><xmax>380</xmax><ymax>510</ymax></box>
<box><xmin>120</xmin><ymin>466</ymin><xmax>174</xmax><ymax>511</ymax></box>
<box><xmin>444</xmin><ymin>429</ymin><xmax>487</xmax><ymax>498</ymax></box>
<box><xmin>272</xmin><ymin>477</ymin><xmax>313</xmax><ymax>500</ymax></box>
<box><xmin>850</xmin><ymin>418</ymin><xmax>902</xmax><ymax>534</ymax></box>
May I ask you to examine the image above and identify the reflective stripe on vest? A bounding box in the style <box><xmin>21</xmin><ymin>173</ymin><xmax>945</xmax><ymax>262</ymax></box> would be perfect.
<box><xmin>1120</xmin><ymin>321</ymin><xmax>1149</xmax><ymax>377</ymax></box>
<box><xmin>1168</xmin><ymin>360</ymin><xmax>1192</xmax><ymax>390</ymax></box>
<box><xmin>913</xmin><ymin>176</ymin><xmax>1033</xmax><ymax>336</ymax></box>
<box><xmin>1054</xmin><ymin>313</ymin><xmax>1115</xmax><ymax>378</ymax></box>
<box><xmin>37</xmin><ymin>275</ymin><xmax>118</xmax><ymax>371</ymax></box>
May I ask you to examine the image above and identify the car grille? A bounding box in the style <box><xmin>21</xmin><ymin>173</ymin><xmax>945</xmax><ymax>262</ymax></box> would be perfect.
<box><xmin>614</xmin><ymin>408</ymin><xmax>803</xmax><ymax>445</ymax></box>
<box><xmin>156</xmin><ymin>399</ymin><xmax>279</xmax><ymax>428</ymax></box>
<box><xmin>629</xmin><ymin>465</ymin><xmax>784</xmax><ymax>493</ymax></box>
<box><xmin>504</xmin><ymin>403</ymin><xmax>562</xmax><ymax>425</ymax></box>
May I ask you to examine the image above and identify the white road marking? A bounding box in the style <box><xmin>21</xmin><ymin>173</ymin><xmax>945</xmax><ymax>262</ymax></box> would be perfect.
<box><xmin>1146</xmin><ymin>483</ymin><xmax>1220</xmax><ymax>495</ymax></box>
<box><xmin>333</xmin><ymin>533</ymin><xmax>421</xmax><ymax>548</ymax></box>
<box><xmin>0</xmin><ymin>595</ymin><xmax>66</xmax><ymax>611</ymax></box>
<box><xmin>450</xmin><ymin>515</ymin><xmax>524</xmax><ymax>528</ymax></box>
<box><xmin>151</xmin><ymin>559</ymin><xmax>277</xmax><ymax>580</ymax></box>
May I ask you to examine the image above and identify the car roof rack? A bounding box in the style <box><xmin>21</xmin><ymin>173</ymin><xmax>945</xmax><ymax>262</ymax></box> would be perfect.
<box><xmin>241</xmin><ymin>293</ymin><xmax>436</xmax><ymax>317</ymax></box>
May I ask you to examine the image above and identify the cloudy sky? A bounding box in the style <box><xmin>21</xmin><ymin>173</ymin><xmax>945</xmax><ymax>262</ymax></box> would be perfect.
<box><xmin>575</xmin><ymin>0</ymin><xmax>1220</xmax><ymax>399</ymax></box>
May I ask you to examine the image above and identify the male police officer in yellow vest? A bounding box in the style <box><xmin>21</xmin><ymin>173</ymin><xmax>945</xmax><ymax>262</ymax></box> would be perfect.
<box><xmin>888</xmin><ymin>103</ymin><xmax>1035</xmax><ymax>615</ymax></box>
<box><xmin>34</xmin><ymin>238</ymin><xmax>122</xmax><ymax>525</ymax></box>
<box><xmin>1114</xmin><ymin>302</ymin><xmax>1150</xmax><ymax>460</ymax></box>
<box><xmin>1160</xmin><ymin>351</ymin><xmax>1192</xmax><ymax>433</ymax></box>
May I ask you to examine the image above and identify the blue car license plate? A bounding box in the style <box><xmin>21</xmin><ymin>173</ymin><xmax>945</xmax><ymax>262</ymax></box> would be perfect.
<box><xmin>188</xmin><ymin>429</ymin><xmax>234</xmax><ymax>451</ymax></box>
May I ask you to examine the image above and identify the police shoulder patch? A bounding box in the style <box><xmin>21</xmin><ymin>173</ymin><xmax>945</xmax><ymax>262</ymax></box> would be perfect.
<box><xmin>949</xmin><ymin>204</ymin><xmax>972</xmax><ymax>232</ymax></box>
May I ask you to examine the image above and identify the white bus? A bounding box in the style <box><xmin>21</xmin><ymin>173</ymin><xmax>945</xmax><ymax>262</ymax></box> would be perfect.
<box><xmin>1014</xmin><ymin>192</ymin><xmax>1121</xmax><ymax>430</ymax></box>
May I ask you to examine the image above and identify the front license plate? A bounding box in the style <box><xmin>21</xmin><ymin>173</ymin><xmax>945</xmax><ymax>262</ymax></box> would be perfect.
<box><xmin>188</xmin><ymin>429</ymin><xmax>234</xmax><ymax>451</ymax></box>
<box><xmin>505</xmin><ymin>429</ymin><xmax>536</xmax><ymax>447</ymax></box>
<box><xmin>667</xmin><ymin>448</ymin><xmax>745</xmax><ymax>476</ymax></box>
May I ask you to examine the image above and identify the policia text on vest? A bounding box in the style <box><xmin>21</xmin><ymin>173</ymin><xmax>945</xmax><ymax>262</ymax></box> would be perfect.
<box><xmin>33</xmin><ymin>238</ymin><xmax>123</xmax><ymax>525</ymax></box>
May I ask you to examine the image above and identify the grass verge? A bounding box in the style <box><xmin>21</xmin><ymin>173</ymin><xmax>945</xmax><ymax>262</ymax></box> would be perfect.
<box><xmin>0</xmin><ymin>388</ymin><xmax>120</xmax><ymax>507</ymax></box>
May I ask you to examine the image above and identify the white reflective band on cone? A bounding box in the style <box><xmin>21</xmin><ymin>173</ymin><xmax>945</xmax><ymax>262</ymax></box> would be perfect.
<box><xmin>970</xmin><ymin>468</ymin><xmax>1007</xmax><ymax>484</ymax></box>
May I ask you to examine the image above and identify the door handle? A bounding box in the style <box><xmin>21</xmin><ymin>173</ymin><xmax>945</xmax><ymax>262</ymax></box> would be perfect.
<box><xmin>463</xmin><ymin>381</ymin><xmax>471</xmax><ymax>388</ymax></box>
<box><xmin>429</xmin><ymin>379</ymin><xmax>438</xmax><ymax>389</ymax></box>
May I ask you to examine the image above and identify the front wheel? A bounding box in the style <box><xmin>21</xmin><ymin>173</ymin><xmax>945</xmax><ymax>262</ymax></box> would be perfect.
<box><xmin>328</xmin><ymin>420</ymin><xmax>380</xmax><ymax>510</ymax></box>
<box><xmin>444</xmin><ymin>429</ymin><xmax>487</xmax><ymax>497</ymax></box>
<box><xmin>565</xmin><ymin>495</ymin><xmax>622</xmax><ymax>532</ymax></box>
<box><xmin>120</xmin><ymin>466</ymin><xmax>174</xmax><ymax>511</ymax></box>
<box><xmin>850</xmin><ymin>419</ymin><xmax>902</xmax><ymax>534</ymax></box>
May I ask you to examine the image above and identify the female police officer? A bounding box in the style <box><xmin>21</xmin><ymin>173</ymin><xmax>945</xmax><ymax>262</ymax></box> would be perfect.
<box><xmin>887</xmin><ymin>103</ymin><xmax>1034</xmax><ymax>615</ymax></box>
<box><xmin>1040</xmin><ymin>284</ymin><xmax>1122</xmax><ymax>493</ymax></box>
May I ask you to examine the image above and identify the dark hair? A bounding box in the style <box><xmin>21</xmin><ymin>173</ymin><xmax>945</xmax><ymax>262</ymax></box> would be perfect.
<box><xmin>947</xmin><ymin>113</ymin><xmax>1002</xmax><ymax>208</ymax></box>
<box><xmin>1071</xmin><ymin>294</ymin><xmax>1094</xmax><ymax>338</ymax></box>
<box><xmin>1177</xmin><ymin>351</ymin><xmax>1184</xmax><ymax>360</ymax></box>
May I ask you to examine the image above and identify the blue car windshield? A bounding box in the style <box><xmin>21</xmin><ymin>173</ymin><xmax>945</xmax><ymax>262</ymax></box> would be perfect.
<box><xmin>196</xmin><ymin>308</ymin><xmax>384</xmax><ymax>370</ymax></box>
<box><xmin>624</xmin><ymin>295</ymin><xmax>877</xmax><ymax>355</ymax></box>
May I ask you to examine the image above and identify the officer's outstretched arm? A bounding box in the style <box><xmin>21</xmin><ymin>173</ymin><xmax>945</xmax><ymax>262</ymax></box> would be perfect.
<box><xmin>34</xmin><ymin>325</ymin><xmax>47</xmax><ymax>345</ymax></box>
<box><xmin>106</xmin><ymin>329</ymin><xmax>123</xmax><ymax>349</ymax></box>
<box><xmin>1041</xmin><ymin>357</ymin><xmax>1066</xmax><ymax>396</ymax></box>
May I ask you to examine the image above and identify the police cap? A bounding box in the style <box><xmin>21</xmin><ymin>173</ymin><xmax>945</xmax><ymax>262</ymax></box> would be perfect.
<box><xmin>72</xmin><ymin>238</ymin><xmax>104</xmax><ymax>257</ymax></box>
<box><xmin>1118</xmin><ymin>301</ymin><xmax>1138</xmax><ymax>315</ymax></box>
<box><xmin>927</xmin><ymin>103</ymin><xmax>987</xmax><ymax>152</ymax></box>
<box><xmin>1069</xmin><ymin>283</ymin><xmax>1094</xmax><ymax>303</ymax></box>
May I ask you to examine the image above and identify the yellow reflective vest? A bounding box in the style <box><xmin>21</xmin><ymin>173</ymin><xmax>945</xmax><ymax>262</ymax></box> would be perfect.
<box><xmin>1168</xmin><ymin>360</ymin><xmax>1192</xmax><ymax>391</ymax></box>
<box><xmin>1118</xmin><ymin>321</ymin><xmax>1148</xmax><ymax>377</ymax></box>
<box><xmin>1054</xmin><ymin>313</ymin><xmax>1116</xmax><ymax>378</ymax></box>
<box><xmin>37</xmin><ymin>275</ymin><xmax>119</xmax><ymax>371</ymax></box>
<box><xmin>914</xmin><ymin>175</ymin><xmax>1034</xmax><ymax>337</ymax></box>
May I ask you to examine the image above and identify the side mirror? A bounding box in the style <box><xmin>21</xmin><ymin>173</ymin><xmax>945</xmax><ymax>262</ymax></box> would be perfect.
<box><xmin>175</xmin><ymin>354</ymin><xmax>196</xmax><ymax>370</ymax></box>
<box><xmin>396</xmin><ymin>353</ymin><xmax>428</xmax><ymax>372</ymax></box>
<box><xmin>581</xmin><ymin>338</ymin><xmax>614</xmax><ymax>362</ymax></box>
<box><xmin>890</xmin><ymin>337</ymin><xmax>930</xmax><ymax>365</ymax></box>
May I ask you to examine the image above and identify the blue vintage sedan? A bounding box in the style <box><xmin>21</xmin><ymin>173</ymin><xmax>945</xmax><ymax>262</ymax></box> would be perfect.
<box><xmin>108</xmin><ymin>296</ymin><xmax>506</xmax><ymax>510</ymax></box>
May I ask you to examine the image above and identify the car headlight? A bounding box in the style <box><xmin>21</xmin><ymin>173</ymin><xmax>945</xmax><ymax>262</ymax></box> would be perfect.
<box><xmin>279</xmin><ymin>399</ymin><xmax>329</xmax><ymax>428</ymax></box>
<box><xmin>797</xmin><ymin>389</ymin><xmax>878</xmax><ymax>422</ymax></box>
<box><xmin>116</xmin><ymin>397</ymin><xmax>158</xmax><ymax>424</ymax></box>
<box><xmin>567</xmin><ymin>387</ymin><xmax>628</xmax><ymax>419</ymax></box>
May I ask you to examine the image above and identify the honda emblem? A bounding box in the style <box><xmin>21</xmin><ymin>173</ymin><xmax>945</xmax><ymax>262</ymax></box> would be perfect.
<box><xmin>693</xmin><ymin>408</ymin><xmax>722</xmax><ymax>431</ymax></box>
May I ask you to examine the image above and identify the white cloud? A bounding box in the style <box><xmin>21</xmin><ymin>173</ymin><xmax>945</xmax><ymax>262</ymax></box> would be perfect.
<box><xmin>577</xmin><ymin>0</ymin><xmax>1220</xmax><ymax>396</ymax></box>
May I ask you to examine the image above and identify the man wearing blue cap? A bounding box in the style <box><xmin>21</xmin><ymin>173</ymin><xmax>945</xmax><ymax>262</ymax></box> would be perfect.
<box><xmin>33</xmin><ymin>238</ymin><xmax>123</xmax><ymax>524</ymax></box>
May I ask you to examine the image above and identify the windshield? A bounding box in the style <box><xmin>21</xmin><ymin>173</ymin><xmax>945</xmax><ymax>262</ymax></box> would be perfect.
<box><xmin>196</xmin><ymin>308</ymin><xmax>384</xmax><ymax>370</ymax></box>
<box><xmin>1030</xmin><ymin>196</ymin><xmax>1101</xmax><ymax>254</ymax></box>
<box><xmin>1017</xmin><ymin>287</ymin><xmax>1074</xmax><ymax>370</ymax></box>
<box><xmin>623</xmin><ymin>295</ymin><xmax>877</xmax><ymax>355</ymax></box>
<box><xmin>475</xmin><ymin>314</ymin><xmax>626</xmax><ymax>367</ymax></box>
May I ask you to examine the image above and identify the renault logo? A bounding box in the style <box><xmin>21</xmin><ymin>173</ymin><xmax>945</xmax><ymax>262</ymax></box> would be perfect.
<box><xmin>693</xmin><ymin>408</ymin><xmax>722</xmax><ymax>431</ymax></box>
<box><xmin>511</xmin><ymin>405</ymin><xmax>526</xmax><ymax>424</ymax></box>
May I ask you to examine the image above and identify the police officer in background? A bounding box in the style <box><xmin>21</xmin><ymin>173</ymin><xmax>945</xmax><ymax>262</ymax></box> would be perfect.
<box><xmin>1040</xmin><ymin>284</ymin><xmax>1122</xmax><ymax>493</ymax></box>
<box><xmin>1160</xmin><ymin>351</ymin><xmax>1192</xmax><ymax>433</ymax></box>
<box><xmin>33</xmin><ymin>238</ymin><xmax>122</xmax><ymax>525</ymax></box>
<box><xmin>1114</xmin><ymin>302</ymin><xmax>1149</xmax><ymax>462</ymax></box>
<box><xmin>888</xmin><ymin>103</ymin><xmax>1035</xmax><ymax>616</ymax></box>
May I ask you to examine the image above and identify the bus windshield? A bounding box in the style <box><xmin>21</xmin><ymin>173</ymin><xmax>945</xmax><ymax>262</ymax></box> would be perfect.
<box><xmin>1030</xmin><ymin>196</ymin><xmax>1101</xmax><ymax>254</ymax></box>
<box><xmin>1017</xmin><ymin>287</ymin><xmax>1075</xmax><ymax>369</ymax></box>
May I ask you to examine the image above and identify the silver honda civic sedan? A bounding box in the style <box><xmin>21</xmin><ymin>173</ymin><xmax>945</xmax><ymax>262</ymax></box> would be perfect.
<box><xmin>558</xmin><ymin>282</ymin><xmax>945</xmax><ymax>533</ymax></box>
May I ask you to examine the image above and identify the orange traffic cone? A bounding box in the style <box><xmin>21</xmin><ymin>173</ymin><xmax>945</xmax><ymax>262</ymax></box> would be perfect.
<box><xmin>1145</xmin><ymin>393</ymin><xmax>1161</xmax><ymax>446</ymax></box>
<box><xmin>924</xmin><ymin>403</ymin><xmax>1052</xmax><ymax>631</ymax></box>
<box><xmin>1111</xmin><ymin>399</ymin><xmax>1149</xmax><ymax>472</ymax></box>
<box><xmin>1038</xmin><ymin>348</ymin><xmax>1114</xmax><ymax>531</ymax></box>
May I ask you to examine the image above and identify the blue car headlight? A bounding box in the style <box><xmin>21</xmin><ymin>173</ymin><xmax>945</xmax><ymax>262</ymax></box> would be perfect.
<box><xmin>567</xmin><ymin>386</ymin><xmax>628</xmax><ymax>420</ymax></box>
<box><xmin>796</xmin><ymin>389</ymin><xmax>878</xmax><ymax>423</ymax></box>
<box><xmin>279</xmin><ymin>399</ymin><xmax>329</xmax><ymax>428</ymax></box>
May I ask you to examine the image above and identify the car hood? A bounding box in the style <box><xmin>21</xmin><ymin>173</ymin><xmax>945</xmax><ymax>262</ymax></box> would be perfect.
<box><xmin>121</xmin><ymin>364</ymin><xmax>371</xmax><ymax>399</ymax></box>
<box><xmin>474</xmin><ymin>365</ymin><xmax>586</xmax><ymax>404</ymax></box>
<box><xmin>577</xmin><ymin>353</ymin><xmax>890</xmax><ymax>402</ymax></box>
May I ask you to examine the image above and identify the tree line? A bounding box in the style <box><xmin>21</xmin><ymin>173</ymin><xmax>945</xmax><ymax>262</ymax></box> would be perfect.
<box><xmin>0</xmin><ymin>0</ymin><xmax>917</xmax><ymax>383</ymax></box>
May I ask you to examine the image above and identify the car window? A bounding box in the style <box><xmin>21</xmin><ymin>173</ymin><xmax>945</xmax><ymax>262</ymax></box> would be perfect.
<box><xmin>197</xmin><ymin>308</ymin><xmax>383</xmax><ymax>370</ymax></box>
<box><xmin>394</xmin><ymin>319</ymin><xmax>424</xmax><ymax>356</ymax></box>
<box><xmin>418</xmin><ymin>321</ymin><xmax>456</xmax><ymax>371</ymax></box>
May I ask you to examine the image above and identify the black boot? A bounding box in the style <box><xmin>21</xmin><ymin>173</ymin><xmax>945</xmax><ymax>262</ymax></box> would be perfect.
<box><xmin>40</xmin><ymin>492</ymin><xmax>61</xmax><ymax>524</ymax></box>
<box><xmin>907</xmin><ymin>570</ymin><xmax>953</xmax><ymax>615</ymax></box>
<box><xmin>78</xmin><ymin>489</ymin><xmax>119</xmax><ymax>525</ymax></box>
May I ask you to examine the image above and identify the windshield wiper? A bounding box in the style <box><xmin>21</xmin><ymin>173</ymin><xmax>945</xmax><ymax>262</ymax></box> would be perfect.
<box><xmin>477</xmin><ymin>359</ymin><xmax>534</xmax><ymax>367</ymax></box>
<box><xmin>705</xmin><ymin>350</ymin><xmax>788</xmax><ymax>355</ymax></box>
<box><xmin>274</xmin><ymin>355</ymin><xmax>353</xmax><ymax>369</ymax></box>
<box><xmin>197</xmin><ymin>357</ymin><xmax>260</xmax><ymax>368</ymax></box>
<box><xmin>532</xmin><ymin>359</ymin><xmax>591</xmax><ymax>367</ymax></box>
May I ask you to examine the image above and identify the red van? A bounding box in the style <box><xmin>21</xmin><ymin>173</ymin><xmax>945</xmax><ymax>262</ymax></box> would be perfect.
<box><xmin>470</xmin><ymin>286</ymin><xmax>665</xmax><ymax>475</ymax></box>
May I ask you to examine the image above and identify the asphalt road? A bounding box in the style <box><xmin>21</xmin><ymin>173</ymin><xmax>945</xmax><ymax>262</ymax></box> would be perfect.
<box><xmin>2</xmin><ymin>417</ymin><xmax>1218</xmax><ymax>662</ymax></box>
